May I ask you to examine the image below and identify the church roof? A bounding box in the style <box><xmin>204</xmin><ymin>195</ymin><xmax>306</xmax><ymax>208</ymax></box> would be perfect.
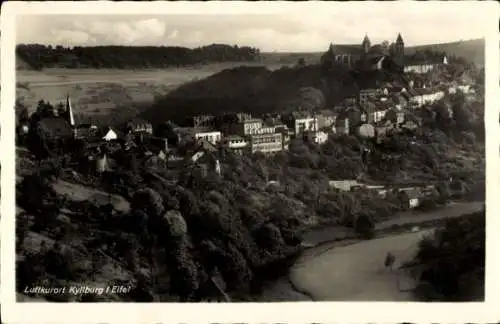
<box><xmin>37</xmin><ymin>118</ymin><xmax>73</xmax><ymax>139</ymax></box>
<box><xmin>396</xmin><ymin>33</ymin><xmax>404</xmax><ymax>44</ymax></box>
<box><xmin>331</xmin><ymin>44</ymin><xmax>365</xmax><ymax>55</ymax></box>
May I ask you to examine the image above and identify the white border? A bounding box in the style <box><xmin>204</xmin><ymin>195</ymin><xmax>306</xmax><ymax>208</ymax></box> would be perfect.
<box><xmin>1</xmin><ymin>1</ymin><xmax>499</xmax><ymax>323</ymax></box>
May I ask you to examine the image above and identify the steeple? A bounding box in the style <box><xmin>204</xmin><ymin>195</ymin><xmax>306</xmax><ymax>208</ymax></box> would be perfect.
<box><xmin>396</xmin><ymin>33</ymin><xmax>404</xmax><ymax>44</ymax></box>
<box><xmin>66</xmin><ymin>94</ymin><xmax>75</xmax><ymax>127</ymax></box>
<box><xmin>362</xmin><ymin>34</ymin><xmax>371</xmax><ymax>53</ymax></box>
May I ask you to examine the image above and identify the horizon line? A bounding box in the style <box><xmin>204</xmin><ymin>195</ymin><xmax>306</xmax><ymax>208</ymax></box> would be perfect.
<box><xmin>15</xmin><ymin>37</ymin><xmax>485</xmax><ymax>54</ymax></box>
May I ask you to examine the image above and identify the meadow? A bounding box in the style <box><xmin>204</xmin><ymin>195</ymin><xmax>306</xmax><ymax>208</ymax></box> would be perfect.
<box><xmin>16</xmin><ymin>61</ymin><xmax>287</xmax><ymax>118</ymax></box>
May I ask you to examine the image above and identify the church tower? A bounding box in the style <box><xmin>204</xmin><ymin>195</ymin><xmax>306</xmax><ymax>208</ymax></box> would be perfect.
<box><xmin>362</xmin><ymin>34</ymin><xmax>371</xmax><ymax>54</ymax></box>
<box><xmin>395</xmin><ymin>33</ymin><xmax>405</xmax><ymax>69</ymax></box>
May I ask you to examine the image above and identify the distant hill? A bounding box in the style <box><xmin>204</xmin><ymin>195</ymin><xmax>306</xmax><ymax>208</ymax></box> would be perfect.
<box><xmin>15</xmin><ymin>39</ymin><xmax>483</xmax><ymax>71</ymax></box>
<box><xmin>406</xmin><ymin>38</ymin><xmax>484</xmax><ymax>67</ymax></box>
<box><xmin>16</xmin><ymin>44</ymin><xmax>261</xmax><ymax>70</ymax></box>
<box><xmin>260</xmin><ymin>39</ymin><xmax>485</xmax><ymax>68</ymax></box>
<box><xmin>139</xmin><ymin>64</ymin><xmax>409</xmax><ymax>125</ymax></box>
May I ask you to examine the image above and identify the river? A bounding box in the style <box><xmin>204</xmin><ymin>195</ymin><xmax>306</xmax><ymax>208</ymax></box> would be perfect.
<box><xmin>260</xmin><ymin>201</ymin><xmax>484</xmax><ymax>301</ymax></box>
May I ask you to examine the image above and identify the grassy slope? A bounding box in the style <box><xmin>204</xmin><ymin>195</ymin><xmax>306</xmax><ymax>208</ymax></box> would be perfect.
<box><xmin>405</xmin><ymin>39</ymin><xmax>485</xmax><ymax>66</ymax></box>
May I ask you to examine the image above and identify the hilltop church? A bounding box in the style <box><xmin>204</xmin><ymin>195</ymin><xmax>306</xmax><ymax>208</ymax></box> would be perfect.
<box><xmin>321</xmin><ymin>33</ymin><xmax>448</xmax><ymax>74</ymax></box>
<box><xmin>321</xmin><ymin>33</ymin><xmax>405</xmax><ymax>71</ymax></box>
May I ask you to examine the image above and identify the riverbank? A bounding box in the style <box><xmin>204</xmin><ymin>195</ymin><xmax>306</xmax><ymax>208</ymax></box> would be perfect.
<box><xmin>259</xmin><ymin>201</ymin><xmax>484</xmax><ymax>301</ymax></box>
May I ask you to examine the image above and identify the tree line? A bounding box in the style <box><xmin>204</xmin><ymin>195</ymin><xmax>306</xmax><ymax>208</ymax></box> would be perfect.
<box><xmin>16</xmin><ymin>44</ymin><xmax>261</xmax><ymax>70</ymax></box>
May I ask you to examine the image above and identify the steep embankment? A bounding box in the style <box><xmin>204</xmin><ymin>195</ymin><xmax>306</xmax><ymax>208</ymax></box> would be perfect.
<box><xmin>140</xmin><ymin>64</ymin><xmax>408</xmax><ymax>125</ymax></box>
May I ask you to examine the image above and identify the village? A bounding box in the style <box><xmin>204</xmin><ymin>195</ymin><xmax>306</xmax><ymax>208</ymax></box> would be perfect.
<box><xmin>16</xmin><ymin>43</ymin><xmax>480</xmax><ymax>213</ymax></box>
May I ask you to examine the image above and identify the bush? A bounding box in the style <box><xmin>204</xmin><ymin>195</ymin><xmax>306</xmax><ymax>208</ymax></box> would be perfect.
<box><xmin>354</xmin><ymin>213</ymin><xmax>375</xmax><ymax>239</ymax></box>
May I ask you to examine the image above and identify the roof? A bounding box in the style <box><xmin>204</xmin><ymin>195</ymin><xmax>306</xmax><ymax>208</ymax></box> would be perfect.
<box><xmin>226</xmin><ymin>135</ymin><xmax>245</xmax><ymax>141</ymax></box>
<box><xmin>37</xmin><ymin>118</ymin><xmax>73</xmax><ymax>138</ymax></box>
<box><xmin>367</xmin><ymin>55</ymin><xmax>385</xmax><ymax>65</ymax></box>
<box><xmin>175</xmin><ymin>126</ymin><xmax>220</xmax><ymax>135</ymax></box>
<box><xmin>414</xmin><ymin>88</ymin><xmax>442</xmax><ymax>95</ymax></box>
<box><xmin>402</xmin><ymin>188</ymin><xmax>421</xmax><ymax>200</ymax></box>
<box><xmin>241</xmin><ymin>118</ymin><xmax>263</xmax><ymax>124</ymax></box>
<box><xmin>127</xmin><ymin>118</ymin><xmax>152</xmax><ymax>127</ymax></box>
<box><xmin>331</xmin><ymin>44</ymin><xmax>365</xmax><ymax>55</ymax></box>
<box><xmin>404</xmin><ymin>54</ymin><xmax>446</xmax><ymax>66</ymax></box>
<box><xmin>318</xmin><ymin>110</ymin><xmax>338</xmax><ymax>118</ymax></box>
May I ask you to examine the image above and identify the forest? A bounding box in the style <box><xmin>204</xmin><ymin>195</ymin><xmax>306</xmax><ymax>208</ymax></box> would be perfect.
<box><xmin>16</xmin><ymin>43</ymin><xmax>261</xmax><ymax>70</ymax></box>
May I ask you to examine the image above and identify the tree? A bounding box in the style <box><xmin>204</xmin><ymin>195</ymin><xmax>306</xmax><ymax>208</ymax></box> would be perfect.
<box><xmin>354</xmin><ymin>213</ymin><xmax>375</xmax><ymax>239</ymax></box>
<box><xmin>296</xmin><ymin>57</ymin><xmax>306</xmax><ymax>67</ymax></box>
<box><xmin>286</xmin><ymin>87</ymin><xmax>325</xmax><ymax>112</ymax></box>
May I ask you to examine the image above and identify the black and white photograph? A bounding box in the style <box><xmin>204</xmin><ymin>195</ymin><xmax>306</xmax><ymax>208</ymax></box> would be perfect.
<box><xmin>1</xmin><ymin>1</ymin><xmax>499</xmax><ymax>323</ymax></box>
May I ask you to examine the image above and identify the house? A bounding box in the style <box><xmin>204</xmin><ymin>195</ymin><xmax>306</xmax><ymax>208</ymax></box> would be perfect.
<box><xmin>127</xmin><ymin>118</ymin><xmax>153</xmax><ymax>135</ymax></box>
<box><xmin>101</xmin><ymin>127</ymin><xmax>120</xmax><ymax>141</ymax></box>
<box><xmin>95</xmin><ymin>153</ymin><xmax>112</xmax><ymax>174</ymax></box>
<box><xmin>372</xmin><ymin>109</ymin><xmax>387</xmax><ymax>123</ymax></box>
<box><xmin>221</xmin><ymin>135</ymin><xmax>248</xmax><ymax>154</ymax></box>
<box><xmin>283</xmin><ymin>112</ymin><xmax>319</xmax><ymax>137</ymax></box>
<box><xmin>144</xmin><ymin>154</ymin><xmax>167</xmax><ymax>173</ymax></box>
<box><xmin>231</xmin><ymin>118</ymin><xmax>263</xmax><ymax>136</ymax></box>
<box><xmin>358</xmin><ymin>88</ymin><xmax>381</xmax><ymax>106</ymax></box>
<box><xmin>317</xmin><ymin>110</ymin><xmax>338</xmax><ymax>130</ymax></box>
<box><xmin>191</xmin><ymin>150</ymin><xmax>222</xmax><ymax>177</ymax></box>
<box><xmin>404</xmin><ymin>55</ymin><xmax>448</xmax><ymax>74</ymax></box>
<box><xmin>374</xmin><ymin>120</ymin><xmax>394</xmax><ymax>139</ymax></box>
<box><xmin>74</xmin><ymin>123</ymin><xmax>98</xmax><ymax>140</ymax></box>
<box><xmin>173</xmin><ymin>127</ymin><xmax>222</xmax><ymax>145</ymax></box>
<box><xmin>355</xmin><ymin>123</ymin><xmax>376</xmax><ymax>139</ymax></box>
<box><xmin>335</xmin><ymin>117</ymin><xmax>350</xmax><ymax>135</ymax></box>
<box><xmin>399</xmin><ymin>189</ymin><xmax>422</xmax><ymax>209</ymax></box>
<box><xmin>400</xmin><ymin>116</ymin><xmax>419</xmax><ymax>131</ymax></box>
<box><xmin>384</xmin><ymin>108</ymin><xmax>405</xmax><ymax>126</ymax></box>
<box><xmin>303</xmin><ymin>130</ymin><xmax>329</xmax><ymax>145</ymax></box>
<box><xmin>328</xmin><ymin>180</ymin><xmax>361</xmax><ymax>191</ymax></box>
<box><xmin>410</xmin><ymin>88</ymin><xmax>445</xmax><ymax>107</ymax></box>
<box><xmin>249</xmin><ymin>132</ymin><xmax>283</xmax><ymax>154</ymax></box>
<box><xmin>194</xmin><ymin>129</ymin><xmax>222</xmax><ymax>145</ymax></box>
<box><xmin>191</xmin><ymin>114</ymin><xmax>216</xmax><ymax>128</ymax></box>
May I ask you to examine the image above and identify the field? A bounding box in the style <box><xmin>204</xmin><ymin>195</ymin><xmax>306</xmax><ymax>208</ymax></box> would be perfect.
<box><xmin>16</xmin><ymin>61</ymin><xmax>286</xmax><ymax>119</ymax></box>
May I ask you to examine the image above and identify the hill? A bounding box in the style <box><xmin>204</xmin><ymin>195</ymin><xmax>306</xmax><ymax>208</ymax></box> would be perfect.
<box><xmin>139</xmin><ymin>64</ymin><xmax>409</xmax><ymax>125</ymax></box>
<box><xmin>406</xmin><ymin>39</ymin><xmax>484</xmax><ymax>67</ymax></box>
<box><xmin>15</xmin><ymin>39</ymin><xmax>483</xmax><ymax>72</ymax></box>
<box><xmin>16</xmin><ymin>44</ymin><xmax>261</xmax><ymax>70</ymax></box>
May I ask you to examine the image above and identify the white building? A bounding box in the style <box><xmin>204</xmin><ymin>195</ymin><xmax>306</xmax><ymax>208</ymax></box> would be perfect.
<box><xmin>221</xmin><ymin>135</ymin><xmax>248</xmax><ymax>153</ymax></box>
<box><xmin>194</xmin><ymin>130</ymin><xmax>222</xmax><ymax>145</ymax></box>
<box><xmin>404</xmin><ymin>55</ymin><xmax>448</xmax><ymax>74</ymax></box>
<box><xmin>249</xmin><ymin>132</ymin><xmax>283</xmax><ymax>154</ymax></box>
<box><xmin>102</xmin><ymin>128</ymin><xmax>118</xmax><ymax>141</ymax></box>
<box><xmin>410</xmin><ymin>88</ymin><xmax>445</xmax><ymax>107</ymax></box>
<box><xmin>233</xmin><ymin>118</ymin><xmax>263</xmax><ymax>136</ymax></box>
<box><xmin>293</xmin><ymin>116</ymin><xmax>319</xmax><ymax>136</ymax></box>
<box><xmin>304</xmin><ymin>130</ymin><xmax>329</xmax><ymax>145</ymax></box>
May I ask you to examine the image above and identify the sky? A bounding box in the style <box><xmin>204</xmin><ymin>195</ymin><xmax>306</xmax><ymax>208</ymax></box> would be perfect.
<box><xmin>16</xmin><ymin>4</ymin><xmax>488</xmax><ymax>53</ymax></box>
